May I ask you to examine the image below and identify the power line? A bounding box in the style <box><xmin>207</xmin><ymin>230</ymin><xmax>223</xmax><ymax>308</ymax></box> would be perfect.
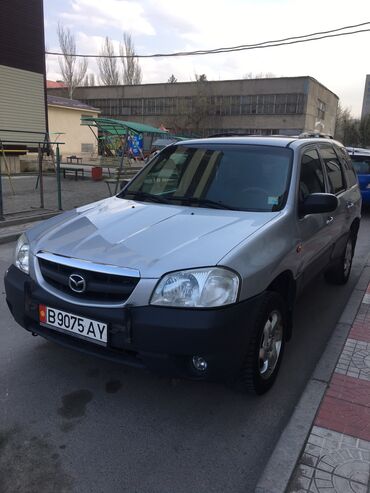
<box><xmin>46</xmin><ymin>21</ymin><xmax>370</xmax><ymax>59</ymax></box>
<box><xmin>164</xmin><ymin>21</ymin><xmax>370</xmax><ymax>56</ymax></box>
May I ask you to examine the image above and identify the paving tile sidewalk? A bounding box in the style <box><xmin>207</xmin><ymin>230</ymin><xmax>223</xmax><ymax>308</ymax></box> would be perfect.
<box><xmin>288</xmin><ymin>285</ymin><xmax>370</xmax><ymax>493</ymax></box>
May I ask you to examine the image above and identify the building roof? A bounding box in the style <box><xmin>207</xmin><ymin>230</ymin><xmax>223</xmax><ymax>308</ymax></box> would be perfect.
<box><xmin>47</xmin><ymin>95</ymin><xmax>100</xmax><ymax>113</ymax></box>
<box><xmin>48</xmin><ymin>75</ymin><xmax>339</xmax><ymax>100</ymax></box>
<box><xmin>81</xmin><ymin>116</ymin><xmax>167</xmax><ymax>135</ymax></box>
<box><xmin>47</xmin><ymin>80</ymin><xmax>65</xmax><ymax>88</ymax></box>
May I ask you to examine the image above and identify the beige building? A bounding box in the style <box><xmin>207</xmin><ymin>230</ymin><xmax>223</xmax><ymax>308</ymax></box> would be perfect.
<box><xmin>48</xmin><ymin>76</ymin><xmax>338</xmax><ymax>137</ymax></box>
<box><xmin>47</xmin><ymin>95</ymin><xmax>100</xmax><ymax>158</ymax></box>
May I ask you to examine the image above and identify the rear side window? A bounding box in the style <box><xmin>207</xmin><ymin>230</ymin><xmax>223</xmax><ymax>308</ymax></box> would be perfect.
<box><xmin>299</xmin><ymin>148</ymin><xmax>325</xmax><ymax>202</ymax></box>
<box><xmin>335</xmin><ymin>146</ymin><xmax>358</xmax><ymax>187</ymax></box>
<box><xmin>319</xmin><ymin>145</ymin><xmax>346</xmax><ymax>194</ymax></box>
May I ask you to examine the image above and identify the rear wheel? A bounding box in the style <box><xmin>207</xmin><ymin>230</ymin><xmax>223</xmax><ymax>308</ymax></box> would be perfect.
<box><xmin>240</xmin><ymin>292</ymin><xmax>286</xmax><ymax>395</ymax></box>
<box><xmin>325</xmin><ymin>233</ymin><xmax>355</xmax><ymax>285</ymax></box>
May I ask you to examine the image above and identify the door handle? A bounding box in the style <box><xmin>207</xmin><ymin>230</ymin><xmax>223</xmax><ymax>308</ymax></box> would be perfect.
<box><xmin>346</xmin><ymin>201</ymin><xmax>354</xmax><ymax>209</ymax></box>
<box><xmin>326</xmin><ymin>216</ymin><xmax>334</xmax><ymax>225</ymax></box>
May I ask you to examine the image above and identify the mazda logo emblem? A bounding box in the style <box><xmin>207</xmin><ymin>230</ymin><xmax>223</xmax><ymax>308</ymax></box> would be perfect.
<box><xmin>68</xmin><ymin>273</ymin><xmax>86</xmax><ymax>293</ymax></box>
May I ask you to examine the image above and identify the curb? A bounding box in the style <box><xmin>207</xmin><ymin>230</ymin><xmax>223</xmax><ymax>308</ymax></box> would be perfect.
<box><xmin>0</xmin><ymin>211</ymin><xmax>60</xmax><ymax>228</ymax></box>
<box><xmin>255</xmin><ymin>263</ymin><xmax>370</xmax><ymax>493</ymax></box>
<box><xmin>0</xmin><ymin>232</ymin><xmax>25</xmax><ymax>245</ymax></box>
<box><xmin>0</xmin><ymin>211</ymin><xmax>60</xmax><ymax>245</ymax></box>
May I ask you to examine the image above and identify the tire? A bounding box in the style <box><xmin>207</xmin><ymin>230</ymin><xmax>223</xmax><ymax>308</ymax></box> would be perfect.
<box><xmin>240</xmin><ymin>292</ymin><xmax>286</xmax><ymax>395</ymax></box>
<box><xmin>325</xmin><ymin>233</ymin><xmax>355</xmax><ymax>285</ymax></box>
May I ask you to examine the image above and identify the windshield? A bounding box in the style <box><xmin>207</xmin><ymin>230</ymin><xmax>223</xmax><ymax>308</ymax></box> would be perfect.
<box><xmin>119</xmin><ymin>144</ymin><xmax>293</xmax><ymax>212</ymax></box>
<box><xmin>351</xmin><ymin>156</ymin><xmax>370</xmax><ymax>175</ymax></box>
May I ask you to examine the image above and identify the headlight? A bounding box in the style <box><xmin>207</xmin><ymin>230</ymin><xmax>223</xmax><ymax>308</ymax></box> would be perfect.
<box><xmin>14</xmin><ymin>234</ymin><xmax>30</xmax><ymax>274</ymax></box>
<box><xmin>150</xmin><ymin>267</ymin><xmax>239</xmax><ymax>308</ymax></box>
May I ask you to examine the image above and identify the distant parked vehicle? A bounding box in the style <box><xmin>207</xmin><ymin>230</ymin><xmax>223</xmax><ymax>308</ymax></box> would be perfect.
<box><xmin>346</xmin><ymin>147</ymin><xmax>370</xmax><ymax>206</ymax></box>
<box><xmin>146</xmin><ymin>138</ymin><xmax>183</xmax><ymax>161</ymax></box>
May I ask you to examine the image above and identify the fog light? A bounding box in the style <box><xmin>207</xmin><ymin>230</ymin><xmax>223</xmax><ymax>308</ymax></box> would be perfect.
<box><xmin>192</xmin><ymin>355</ymin><xmax>208</xmax><ymax>372</ymax></box>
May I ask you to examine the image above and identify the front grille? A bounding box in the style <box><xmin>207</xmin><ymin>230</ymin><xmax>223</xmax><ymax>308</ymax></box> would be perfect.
<box><xmin>38</xmin><ymin>257</ymin><xmax>139</xmax><ymax>303</ymax></box>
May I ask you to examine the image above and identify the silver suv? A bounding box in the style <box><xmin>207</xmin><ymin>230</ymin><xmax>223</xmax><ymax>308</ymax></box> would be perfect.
<box><xmin>4</xmin><ymin>137</ymin><xmax>361</xmax><ymax>394</ymax></box>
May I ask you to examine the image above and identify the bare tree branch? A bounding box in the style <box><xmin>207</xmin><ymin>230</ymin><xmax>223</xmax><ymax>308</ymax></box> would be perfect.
<box><xmin>97</xmin><ymin>37</ymin><xmax>120</xmax><ymax>85</ymax></box>
<box><xmin>119</xmin><ymin>32</ymin><xmax>142</xmax><ymax>85</ymax></box>
<box><xmin>57</xmin><ymin>22</ymin><xmax>88</xmax><ymax>98</ymax></box>
<box><xmin>195</xmin><ymin>73</ymin><xmax>207</xmax><ymax>82</ymax></box>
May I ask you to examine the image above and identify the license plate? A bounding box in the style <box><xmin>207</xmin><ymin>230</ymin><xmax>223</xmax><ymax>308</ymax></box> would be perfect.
<box><xmin>39</xmin><ymin>305</ymin><xmax>107</xmax><ymax>344</ymax></box>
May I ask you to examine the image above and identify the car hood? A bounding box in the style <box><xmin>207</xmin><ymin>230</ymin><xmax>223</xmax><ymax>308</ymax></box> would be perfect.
<box><xmin>29</xmin><ymin>197</ymin><xmax>280</xmax><ymax>278</ymax></box>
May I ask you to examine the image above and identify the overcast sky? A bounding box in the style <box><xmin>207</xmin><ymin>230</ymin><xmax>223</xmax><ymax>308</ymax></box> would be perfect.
<box><xmin>44</xmin><ymin>0</ymin><xmax>370</xmax><ymax>117</ymax></box>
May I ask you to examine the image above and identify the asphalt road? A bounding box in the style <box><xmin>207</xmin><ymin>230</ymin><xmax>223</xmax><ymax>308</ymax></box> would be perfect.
<box><xmin>1</xmin><ymin>211</ymin><xmax>370</xmax><ymax>493</ymax></box>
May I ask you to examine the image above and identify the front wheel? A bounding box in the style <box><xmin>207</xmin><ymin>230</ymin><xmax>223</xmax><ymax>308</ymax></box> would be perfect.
<box><xmin>325</xmin><ymin>233</ymin><xmax>355</xmax><ymax>285</ymax></box>
<box><xmin>240</xmin><ymin>292</ymin><xmax>286</xmax><ymax>395</ymax></box>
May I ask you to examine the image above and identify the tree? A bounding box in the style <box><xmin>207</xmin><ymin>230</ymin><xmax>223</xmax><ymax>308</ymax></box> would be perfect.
<box><xmin>195</xmin><ymin>73</ymin><xmax>207</xmax><ymax>82</ymax></box>
<box><xmin>255</xmin><ymin>72</ymin><xmax>276</xmax><ymax>79</ymax></box>
<box><xmin>83</xmin><ymin>73</ymin><xmax>96</xmax><ymax>86</ymax></box>
<box><xmin>97</xmin><ymin>37</ymin><xmax>120</xmax><ymax>85</ymax></box>
<box><xmin>334</xmin><ymin>104</ymin><xmax>360</xmax><ymax>146</ymax></box>
<box><xmin>168</xmin><ymin>74</ymin><xmax>177</xmax><ymax>83</ymax></box>
<box><xmin>179</xmin><ymin>74</ymin><xmax>211</xmax><ymax>136</ymax></box>
<box><xmin>243</xmin><ymin>72</ymin><xmax>276</xmax><ymax>79</ymax></box>
<box><xmin>359</xmin><ymin>114</ymin><xmax>370</xmax><ymax>147</ymax></box>
<box><xmin>243</xmin><ymin>72</ymin><xmax>253</xmax><ymax>79</ymax></box>
<box><xmin>57</xmin><ymin>22</ymin><xmax>88</xmax><ymax>99</ymax></box>
<box><xmin>119</xmin><ymin>33</ymin><xmax>142</xmax><ymax>85</ymax></box>
<box><xmin>89</xmin><ymin>73</ymin><xmax>96</xmax><ymax>86</ymax></box>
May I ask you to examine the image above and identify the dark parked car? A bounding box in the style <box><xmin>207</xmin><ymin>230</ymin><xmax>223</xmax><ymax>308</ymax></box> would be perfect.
<box><xmin>347</xmin><ymin>147</ymin><xmax>370</xmax><ymax>206</ymax></box>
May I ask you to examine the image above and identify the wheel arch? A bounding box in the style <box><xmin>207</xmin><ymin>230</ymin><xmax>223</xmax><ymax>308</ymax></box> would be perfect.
<box><xmin>266</xmin><ymin>270</ymin><xmax>296</xmax><ymax>341</ymax></box>
<box><xmin>350</xmin><ymin>217</ymin><xmax>360</xmax><ymax>241</ymax></box>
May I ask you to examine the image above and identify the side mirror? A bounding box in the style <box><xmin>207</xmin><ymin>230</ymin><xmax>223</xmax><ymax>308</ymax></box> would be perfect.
<box><xmin>299</xmin><ymin>193</ymin><xmax>338</xmax><ymax>215</ymax></box>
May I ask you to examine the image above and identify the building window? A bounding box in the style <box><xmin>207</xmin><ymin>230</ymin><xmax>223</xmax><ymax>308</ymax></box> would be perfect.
<box><xmin>81</xmin><ymin>143</ymin><xmax>94</xmax><ymax>153</ymax></box>
<box><xmin>317</xmin><ymin>99</ymin><xmax>326</xmax><ymax>120</ymax></box>
<box><xmin>230</xmin><ymin>96</ymin><xmax>241</xmax><ymax>115</ymax></box>
<box><xmin>80</xmin><ymin>92</ymin><xmax>305</xmax><ymax>118</ymax></box>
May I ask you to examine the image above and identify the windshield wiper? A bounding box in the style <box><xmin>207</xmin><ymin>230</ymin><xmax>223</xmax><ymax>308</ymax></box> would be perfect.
<box><xmin>123</xmin><ymin>190</ymin><xmax>170</xmax><ymax>204</ymax></box>
<box><xmin>167</xmin><ymin>196</ymin><xmax>235</xmax><ymax>210</ymax></box>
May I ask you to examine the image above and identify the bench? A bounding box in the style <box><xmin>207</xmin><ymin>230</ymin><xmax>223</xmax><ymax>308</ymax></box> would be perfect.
<box><xmin>105</xmin><ymin>178</ymin><xmax>131</xmax><ymax>195</ymax></box>
<box><xmin>62</xmin><ymin>167</ymin><xmax>84</xmax><ymax>180</ymax></box>
<box><xmin>66</xmin><ymin>155</ymin><xmax>83</xmax><ymax>164</ymax></box>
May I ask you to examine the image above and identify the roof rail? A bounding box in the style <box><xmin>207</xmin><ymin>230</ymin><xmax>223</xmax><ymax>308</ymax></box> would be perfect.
<box><xmin>207</xmin><ymin>132</ymin><xmax>256</xmax><ymax>138</ymax></box>
<box><xmin>207</xmin><ymin>133</ymin><xmax>295</xmax><ymax>138</ymax></box>
<box><xmin>298</xmin><ymin>132</ymin><xmax>333</xmax><ymax>139</ymax></box>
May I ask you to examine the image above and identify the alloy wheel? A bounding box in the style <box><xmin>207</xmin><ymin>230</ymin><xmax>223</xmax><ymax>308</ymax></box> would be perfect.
<box><xmin>258</xmin><ymin>310</ymin><xmax>283</xmax><ymax>380</ymax></box>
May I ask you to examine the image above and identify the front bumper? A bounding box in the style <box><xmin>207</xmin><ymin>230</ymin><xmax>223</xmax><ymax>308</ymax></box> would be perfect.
<box><xmin>4</xmin><ymin>265</ymin><xmax>264</xmax><ymax>381</ymax></box>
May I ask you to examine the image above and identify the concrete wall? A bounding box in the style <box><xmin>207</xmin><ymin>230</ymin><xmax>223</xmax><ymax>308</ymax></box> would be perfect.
<box><xmin>55</xmin><ymin>77</ymin><xmax>310</xmax><ymax>99</ymax></box>
<box><xmin>305</xmin><ymin>79</ymin><xmax>338</xmax><ymax>136</ymax></box>
<box><xmin>48</xmin><ymin>105</ymin><xmax>99</xmax><ymax>157</ymax></box>
<box><xmin>49</xmin><ymin>76</ymin><xmax>338</xmax><ymax>136</ymax></box>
